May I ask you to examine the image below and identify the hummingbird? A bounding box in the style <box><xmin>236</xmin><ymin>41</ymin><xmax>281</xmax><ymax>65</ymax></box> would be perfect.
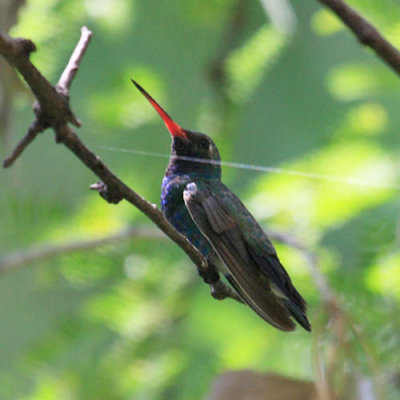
<box><xmin>132</xmin><ymin>80</ymin><xmax>311</xmax><ymax>332</ymax></box>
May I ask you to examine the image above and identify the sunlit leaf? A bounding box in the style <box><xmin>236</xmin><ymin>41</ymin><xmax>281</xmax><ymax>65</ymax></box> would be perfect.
<box><xmin>366</xmin><ymin>252</ymin><xmax>400</xmax><ymax>300</ymax></box>
<box><xmin>327</xmin><ymin>64</ymin><xmax>400</xmax><ymax>101</ymax></box>
<box><xmin>311</xmin><ymin>9</ymin><xmax>344</xmax><ymax>36</ymax></box>
<box><xmin>346</xmin><ymin>103</ymin><xmax>388</xmax><ymax>136</ymax></box>
<box><xmin>226</xmin><ymin>25</ymin><xmax>287</xmax><ymax>103</ymax></box>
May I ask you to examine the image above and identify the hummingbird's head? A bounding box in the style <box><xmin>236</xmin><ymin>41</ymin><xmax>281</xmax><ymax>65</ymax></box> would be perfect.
<box><xmin>132</xmin><ymin>80</ymin><xmax>221</xmax><ymax>175</ymax></box>
<box><xmin>171</xmin><ymin>129</ymin><xmax>220</xmax><ymax>163</ymax></box>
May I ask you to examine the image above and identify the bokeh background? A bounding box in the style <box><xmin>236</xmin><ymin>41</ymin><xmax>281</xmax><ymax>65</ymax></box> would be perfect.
<box><xmin>1</xmin><ymin>0</ymin><xmax>400</xmax><ymax>399</ymax></box>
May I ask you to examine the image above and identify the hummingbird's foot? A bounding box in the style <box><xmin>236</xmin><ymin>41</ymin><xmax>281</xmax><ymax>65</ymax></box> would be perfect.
<box><xmin>210</xmin><ymin>279</ymin><xmax>244</xmax><ymax>303</ymax></box>
<box><xmin>197</xmin><ymin>263</ymin><xmax>219</xmax><ymax>284</ymax></box>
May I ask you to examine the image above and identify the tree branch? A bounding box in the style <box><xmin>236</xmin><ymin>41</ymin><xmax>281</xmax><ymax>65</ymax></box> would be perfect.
<box><xmin>0</xmin><ymin>0</ymin><xmax>27</xmax><ymax>145</ymax></box>
<box><xmin>0</xmin><ymin>227</ymin><xmax>165</xmax><ymax>274</ymax></box>
<box><xmin>317</xmin><ymin>0</ymin><xmax>400</xmax><ymax>77</ymax></box>
<box><xmin>1</xmin><ymin>27</ymin><xmax>83</xmax><ymax>168</ymax></box>
<box><xmin>208</xmin><ymin>0</ymin><xmax>248</xmax><ymax>94</ymax></box>
<box><xmin>0</xmin><ymin>28</ymin><xmax>240</xmax><ymax>303</ymax></box>
<box><xmin>259</xmin><ymin>0</ymin><xmax>297</xmax><ymax>33</ymax></box>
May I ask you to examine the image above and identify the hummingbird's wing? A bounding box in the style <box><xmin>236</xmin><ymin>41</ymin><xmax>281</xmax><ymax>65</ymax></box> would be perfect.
<box><xmin>183</xmin><ymin>182</ymin><xmax>310</xmax><ymax>332</ymax></box>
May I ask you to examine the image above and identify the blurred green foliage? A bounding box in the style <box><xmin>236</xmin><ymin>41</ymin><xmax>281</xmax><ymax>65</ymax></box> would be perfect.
<box><xmin>1</xmin><ymin>0</ymin><xmax>400</xmax><ymax>399</ymax></box>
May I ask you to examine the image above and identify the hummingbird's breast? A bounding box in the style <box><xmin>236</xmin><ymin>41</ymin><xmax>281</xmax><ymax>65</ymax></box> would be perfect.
<box><xmin>161</xmin><ymin>173</ymin><xmax>214</xmax><ymax>257</ymax></box>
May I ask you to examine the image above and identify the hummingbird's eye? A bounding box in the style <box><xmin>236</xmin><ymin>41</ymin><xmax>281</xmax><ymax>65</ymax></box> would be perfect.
<box><xmin>199</xmin><ymin>138</ymin><xmax>209</xmax><ymax>151</ymax></box>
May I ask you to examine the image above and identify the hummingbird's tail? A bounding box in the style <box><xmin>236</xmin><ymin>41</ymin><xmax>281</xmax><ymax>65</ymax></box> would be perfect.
<box><xmin>285</xmin><ymin>299</ymin><xmax>312</xmax><ymax>332</ymax></box>
<box><xmin>225</xmin><ymin>273</ymin><xmax>297</xmax><ymax>332</ymax></box>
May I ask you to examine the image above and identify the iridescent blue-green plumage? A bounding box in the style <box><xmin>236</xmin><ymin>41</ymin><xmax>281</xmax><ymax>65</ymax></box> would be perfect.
<box><xmin>161</xmin><ymin>130</ymin><xmax>221</xmax><ymax>259</ymax></box>
<box><xmin>161</xmin><ymin>130</ymin><xmax>310</xmax><ymax>332</ymax></box>
<box><xmin>133</xmin><ymin>80</ymin><xmax>311</xmax><ymax>332</ymax></box>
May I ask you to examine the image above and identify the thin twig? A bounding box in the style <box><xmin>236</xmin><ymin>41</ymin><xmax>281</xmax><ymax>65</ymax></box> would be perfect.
<box><xmin>317</xmin><ymin>0</ymin><xmax>400</xmax><ymax>76</ymax></box>
<box><xmin>3</xmin><ymin>118</ymin><xmax>44</xmax><ymax>167</ymax></box>
<box><xmin>57</xmin><ymin>26</ymin><xmax>92</xmax><ymax>95</ymax></box>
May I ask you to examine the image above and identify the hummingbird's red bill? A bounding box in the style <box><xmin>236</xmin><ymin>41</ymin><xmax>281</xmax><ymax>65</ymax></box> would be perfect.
<box><xmin>131</xmin><ymin>79</ymin><xmax>187</xmax><ymax>139</ymax></box>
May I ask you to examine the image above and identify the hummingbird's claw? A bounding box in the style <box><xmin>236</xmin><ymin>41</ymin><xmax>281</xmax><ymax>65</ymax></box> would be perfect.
<box><xmin>211</xmin><ymin>280</ymin><xmax>244</xmax><ymax>303</ymax></box>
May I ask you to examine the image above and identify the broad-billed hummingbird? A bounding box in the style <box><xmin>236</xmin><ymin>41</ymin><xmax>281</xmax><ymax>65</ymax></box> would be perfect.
<box><xmin>132</xmin><ymin>80</ymin><xmax>311</xmax><ymax>332</ymax></box>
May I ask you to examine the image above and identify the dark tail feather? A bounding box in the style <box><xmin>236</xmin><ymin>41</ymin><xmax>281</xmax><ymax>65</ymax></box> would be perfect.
<box><xmin>225</xmin><ymin>274</ymin><xmax>296</xmax><ymax>332</ymax></box>
<box><xmin>286</xmin><ymin>299</ymin><xmax>312</xmax><ymax>332</ymax></box>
